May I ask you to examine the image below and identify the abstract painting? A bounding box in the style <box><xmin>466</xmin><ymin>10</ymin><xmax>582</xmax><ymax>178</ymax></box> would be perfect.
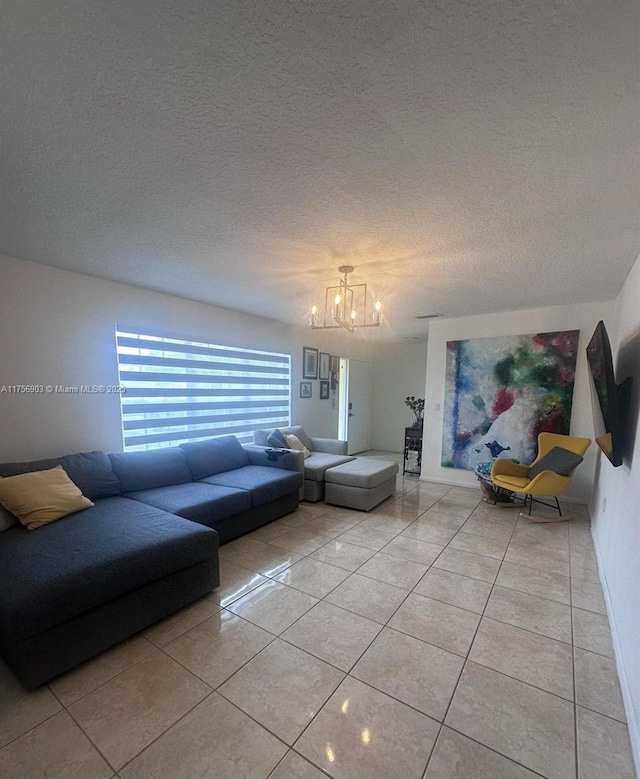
<box><xmin>442</xmin><ymin>330</ymin><xmax>580</xmax><ymax>471</ymax></box>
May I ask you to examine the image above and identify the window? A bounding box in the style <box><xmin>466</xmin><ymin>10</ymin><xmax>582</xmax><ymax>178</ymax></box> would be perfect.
<box><xmin>115</xmin><ymin>329</ymin><xmax>291</xmax><ymax>451</ymax></box>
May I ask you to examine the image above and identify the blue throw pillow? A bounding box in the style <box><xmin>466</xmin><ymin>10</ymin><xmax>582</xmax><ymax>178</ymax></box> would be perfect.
<box><xmin>529</xmin><ymin>447</ymin><xmax>583</xmax><ymax>478</ymax></box>
<box><xmin>267</xmin><ymin>429</ymin><xmax>288</xmax><ymax>448</ymax></box>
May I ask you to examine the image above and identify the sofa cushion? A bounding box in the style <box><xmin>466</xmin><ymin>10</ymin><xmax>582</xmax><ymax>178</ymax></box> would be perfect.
<box><xmin>0</xmin><ymin>496</ymin><xmax>218</xmax><ymax>640</ymax></box>
<box><xmin>181</xmin><ymin>436</ymin><xmax>250</xmax><ymax>480</ymax></box>
<box><xmin>0</xmin><ymin>451</ymin><xmax>120</xmax><ymax>500</ymax></box>
<box><xmin>324</xmin><ymin>459</ymin><xmax>399</xmax><ymax>489</ymax></box>
<box><xmin>0</xmin><ymin>466</ymin><xmax>95</xmax><ymax>530</ymax></box>
<box><xmin>125</xmin><ymin>482</ymin><xmax>251</xmax><ymax>525</ymax></box>
<box><xmin>202</xmin><ymin>465</ymin><xmax>303</xmax><ymax>507</ymax></box>
<box><xmin>303</xmin><ymin>452</ymin><xmax>356</xmax><ymax>482</ymax></box>
<box><xmin>109</xmin><ymin>448</ymin><xmax>192</xmax><ymax>492</ymax></box>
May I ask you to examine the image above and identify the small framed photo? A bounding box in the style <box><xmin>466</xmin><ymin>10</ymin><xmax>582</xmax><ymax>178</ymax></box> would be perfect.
<box><xmin>303</xmin><ymin>347</ymin><xmax>318</xmax><ymax>379</ymax></box>
<box><xmin>300</xmin><ymin>381</ymin><xmax>312</xmax><ymax>398</ymax></box>
<box><xmin>319</xmin><ymin>352</ymin><xmax>330</xmax><ymax>380</ymax></box>
<box><xmin>330</xmin><ymin>355</ymin><xmax>339</xmax><ymax>372</ymax></box>
<box><xmin>319</xmin><ymin>380</ymin><xmax>330</xmax><ymax>400</ymax></box>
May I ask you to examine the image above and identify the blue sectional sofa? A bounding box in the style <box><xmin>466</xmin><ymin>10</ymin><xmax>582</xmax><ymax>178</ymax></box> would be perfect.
<box><xmin>0</xmin><ymin>436</ymin><xmax>303</xmax><ymax>688</ymax></box>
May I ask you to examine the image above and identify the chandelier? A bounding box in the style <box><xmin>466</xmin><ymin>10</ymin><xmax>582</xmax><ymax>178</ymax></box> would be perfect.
<box><xmin>309</xmin><ymin>266</ymin><xmax>383</xmax><ymax>333</ymax></box>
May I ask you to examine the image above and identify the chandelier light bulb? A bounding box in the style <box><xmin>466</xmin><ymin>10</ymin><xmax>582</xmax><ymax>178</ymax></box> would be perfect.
<box><xmin>373</xmin><ymin>298</ymin><xmax>383</xmax><ymax>325</ymax></box>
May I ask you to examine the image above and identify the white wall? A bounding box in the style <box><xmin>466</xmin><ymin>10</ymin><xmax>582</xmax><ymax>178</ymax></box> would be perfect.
<box><xmin>421</xmin><ymin>300</ymin><xmax>612</xmax><ymax>501</ymax></box>
<box><xmin>589</xmin><ymin>254</ymin><xmax>640</xmax><ymax>774</ymax></box>
<box><xmin>0</xmin><ymin>254</ymin><xmax>378</xmax><ymax>460</ymax></box>
<box><xmin>371</xmin><ymin>340</ymin><xmax>428</xmax><ymax>451</ymax></box>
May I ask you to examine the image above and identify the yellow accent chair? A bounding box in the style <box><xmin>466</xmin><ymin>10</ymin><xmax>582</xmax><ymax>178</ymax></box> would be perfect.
<box><xmin>491</xmin><ymin>432</ymin><xmax>591</xmax><ymax>522</ymax></box>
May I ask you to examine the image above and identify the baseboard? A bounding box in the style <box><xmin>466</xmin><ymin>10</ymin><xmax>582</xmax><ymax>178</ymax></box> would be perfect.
<box><xmin>561</xmin><ymin>496</ymin><xmax>590</xmax><ymax>507</ymax></box>
<box><xmin>592</xmin><ymin>529</ymin><xmax>640</xmax><ymax>778</ymax></box>
<box><xmin>417</xmin><ymin>474</ymin><xmax>590</xmax><ymax>507</ymax></box>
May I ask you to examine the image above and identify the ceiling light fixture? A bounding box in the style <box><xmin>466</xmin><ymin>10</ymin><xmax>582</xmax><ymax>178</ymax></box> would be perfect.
<box><xmin>309</xmin><ymin>266</ymin><xmax>383</xmax><ymax>333</ymax></box>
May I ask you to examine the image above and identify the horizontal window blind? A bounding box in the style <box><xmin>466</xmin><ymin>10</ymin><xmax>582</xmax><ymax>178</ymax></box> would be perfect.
<box><xmin>116</xmin><ymin>330</ymin><xmax>291</xmax><ymax>451</ymax></box>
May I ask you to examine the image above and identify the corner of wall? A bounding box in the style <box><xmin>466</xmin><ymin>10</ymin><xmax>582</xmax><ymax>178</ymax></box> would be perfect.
<box><xmin>588</xmin><ymin>254</ymin><xmax>640</xmax><ymax>777</ymax></box>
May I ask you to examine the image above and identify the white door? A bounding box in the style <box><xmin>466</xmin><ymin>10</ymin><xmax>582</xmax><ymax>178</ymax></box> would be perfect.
<box><xmin>344</xmin><ymin>359</ymin><xmax>372</xmax><ymax>454</ymax></box>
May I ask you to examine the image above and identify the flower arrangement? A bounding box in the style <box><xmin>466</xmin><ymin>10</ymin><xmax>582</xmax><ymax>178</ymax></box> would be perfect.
<box><xmin>405</xmin><ymin>396</ymin><xmax>425</xmax><ymax>427</ymax></box>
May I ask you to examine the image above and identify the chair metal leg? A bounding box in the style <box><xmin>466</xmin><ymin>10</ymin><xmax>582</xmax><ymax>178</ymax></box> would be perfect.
<box><xmin>520</xmin><ymin>493</ymin><xmax>569</xmax><ymax>523</ymax></box>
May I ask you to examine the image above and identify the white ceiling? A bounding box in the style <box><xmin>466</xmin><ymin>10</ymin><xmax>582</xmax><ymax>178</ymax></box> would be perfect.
<box><xmin>1</xmin><ymin>1</ymin><xmax>639</xmax><ymax>339</ymax></box>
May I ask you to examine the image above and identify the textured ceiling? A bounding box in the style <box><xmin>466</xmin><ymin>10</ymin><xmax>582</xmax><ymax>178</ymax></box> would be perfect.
<box><xmin>1</xmin><ymin>0</ymin><xmax>639</xmax><ymax>339</ymax></box>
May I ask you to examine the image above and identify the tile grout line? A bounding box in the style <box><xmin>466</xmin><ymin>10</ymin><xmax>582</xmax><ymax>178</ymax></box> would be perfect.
<box><xmin>427</xmin><ymin>500</ymin><xmax>592</xmax><ymax>777</ymax></box>
<box><xmin>438</xmin><ymin>500</ymin><xmax>520</xmax><ymax>708</ymax></box>
<box><xmin>114</xmin><ymin>621</ymin><xmax>297</xmax><ymax>775</ymax></box>
<box><xmin>0</xmin><ymin>706</ymin><xmax>62</xmax><ymax>754</ymax></box>
<box><xmin>1</xmin><ymin>484</ymin><xmax>608</xmax><ymax>779</ymax></box>
<box><xmin>284</xmin><ymin>482</ymin><xmax>463</xmax><ymax>779</ymax></box>
<box><xmin>416</xmin><ymin>485</ymin><xmax>512</xmax><ymax>779</ymax></box>
<box><xmin>422</xmin><ymin>495</ymin><xmax>522</xmax><ymax>777</ymax></box>
<box><xmin>389</xmin><ymin>484</ymin><xmax>478</xmax><ymax>779</ymax></box>
<box><xmin>437</xmin><ymin>724</ymin><xmax>552</xmax><ymax>779</ymax></box>
<box><xmin>198</xmin><ymin>491</ymin><xmax>599</xmax><ymax>757</ymax></box>
<box><xmin>143</xmin><ymin>505</ymin><xmax>605</xmax><ymax>775</ymax></box>
<box><xmin>244</xmin><ymin>485</ymin><xmax>450</xmax><ymax>767</ymax></box>
<box><xmin>58</xmin><ymin>685</ymin><xmax>135</xmax><ymax>776</ymax></box>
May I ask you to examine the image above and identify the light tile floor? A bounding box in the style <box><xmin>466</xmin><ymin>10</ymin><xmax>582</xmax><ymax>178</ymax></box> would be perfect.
<box><xmin>0</xmin><ymin>464</ymin><xmax>637</xmax><ymax>779</ymax></box>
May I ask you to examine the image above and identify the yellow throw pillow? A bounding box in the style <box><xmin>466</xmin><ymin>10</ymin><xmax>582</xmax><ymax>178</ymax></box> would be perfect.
<box><xmin>0</xmin><ymin>465</ymin><xmax>94</xmax><ymax>530</ymax></box>
<box><xmin>284</xmin><ymin>433</ymin><xmax>312</xmax><ymax>459</ymax></box>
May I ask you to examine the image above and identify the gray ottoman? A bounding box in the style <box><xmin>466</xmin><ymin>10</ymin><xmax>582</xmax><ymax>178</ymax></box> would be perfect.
<box><xmin>324</xmin><ymin>459</ymin><xmax>399</xmax><ymax>511</ymax></box>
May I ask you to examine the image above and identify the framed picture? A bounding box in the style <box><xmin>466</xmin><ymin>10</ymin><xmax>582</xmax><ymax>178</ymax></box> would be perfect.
<box><xmin>319</xmin><ymin>380</ymin><xmax>330</xmax><ymax>400</ymax></box>
<box><xmin>303</xmin><ymin>347</ymin><xmax>318</xmax><ymax>379</ymax></box>
<box><xmin>330</xmin><ymin>355</ymin><xmax>339</xmax><ymax>372</ymax></box>
<box><xmin>319</xmin><ymin>352</ymin><xmax>330</xmax><ymax>380</ymax></box>
<box><xmin>300</xmin><ymin>381</ymin><xmax>312</xmax><ymax>398</ymax></box>
<box><xmin>330</xmin><ymin>370</ymin><xmax>338</xmax><ymax>391</ymax></box>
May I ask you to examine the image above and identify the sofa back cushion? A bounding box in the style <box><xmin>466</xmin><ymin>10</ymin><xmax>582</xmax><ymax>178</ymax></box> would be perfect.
<box><xmin>253</xmin><ymin>429</ymin><xmax>270</xmax><ymax>446</ymax></box>
<box><xmin>0</xmin><ymin>451</ymin><xmax>120</xmax><ymax>501</ymax></box>
<box><xmin>181</xmin><ymin>436</ymin><xmax>250</xmax><ymax>480</ymax></box>
<box><xmin>109</xmin><ymin>448</ymin><xmax>192</xmax><ymax>492</ymax></box>
<box><xmin>0</xmin><ymin>493</ymin><xmax>18</xmax><ymax>532</ymax></box>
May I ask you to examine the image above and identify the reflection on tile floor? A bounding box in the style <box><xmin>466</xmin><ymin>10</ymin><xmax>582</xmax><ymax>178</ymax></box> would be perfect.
<box><xmin>0</xmin><ymin>463</ymin><xmax>636</xmax><ymax>779</ymax></box>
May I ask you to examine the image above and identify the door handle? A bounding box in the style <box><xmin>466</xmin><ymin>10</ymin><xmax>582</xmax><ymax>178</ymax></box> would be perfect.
<box><xmin>348</xmin><ymin>413</ymin><xmax>354</xmax><ymax>417</ymax></box>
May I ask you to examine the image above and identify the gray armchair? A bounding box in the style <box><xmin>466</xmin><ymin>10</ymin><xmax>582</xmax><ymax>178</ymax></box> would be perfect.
<box><xmin>253</xmin><ymin>425</ymin><xmax>354</xmax><ymax>502</ymax></box>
